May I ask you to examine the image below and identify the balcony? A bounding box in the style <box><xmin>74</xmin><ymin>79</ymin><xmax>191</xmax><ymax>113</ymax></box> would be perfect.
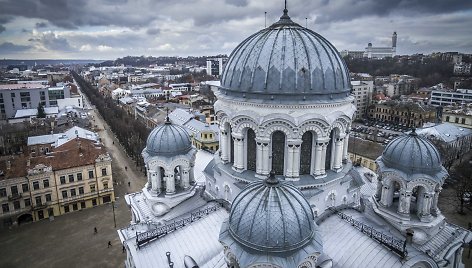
<box><xmin>8</xmin><ymin>193</ymin><xmax>22</xmax><ymax>201</ymax></box>
<box><xmin>33</xmin><ymin>202</ymin><xmax>49</xmax><ymax>210</ymax></box>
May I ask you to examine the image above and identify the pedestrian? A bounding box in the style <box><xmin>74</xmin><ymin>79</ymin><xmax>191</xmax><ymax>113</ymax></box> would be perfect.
<box><xmin>108</xmin><ymin>241</ymin><xmax>112</xmax><ymax>248</ymax></box>
<box><xmin>125</xmin><ymin>166</ymin><xmax>128</xmax><ymax>171</ymax></box>
<box><xmin>94</xmin><ymin>227</ymin><xmax>97</xmax><ymax>234</ymax></box>
<box><xmin>122</xmin><ymin>245</ymin><xmax>126</xmax><ymax>253</ymax></box>
<box><xmin>128</xmin><ymin>181</ymin><xmax>131</xmax><ymax>187</ymax></box>
<box><xmin>113</xmin><ymin>141</ymin><xmax>114</xmax><ymax>145</ymax></box>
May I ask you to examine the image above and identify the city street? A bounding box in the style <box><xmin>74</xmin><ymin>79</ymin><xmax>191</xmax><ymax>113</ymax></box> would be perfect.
<box><xmin>0</xmin><ymin>85</ymin><xmax>148</xmax><ymax>268</ymax></box>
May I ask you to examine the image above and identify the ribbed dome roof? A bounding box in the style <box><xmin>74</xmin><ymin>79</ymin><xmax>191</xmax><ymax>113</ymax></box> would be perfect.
<box><xmin>145</xmin><ymin>119</ymin><xmax>192</xmax><ymax>157</ymax></box>
<box><xmin>381</xmin><ymin>130</ymin><xmax>442</xmax><ymax>175</ymax></box>
<box><xmin>220</xmin><ymin>9</ymin><xmax>350</xmax><ymax>102</ymax></box>
<box><xmin>228</xmin><ymin>173</ymin><xmax>316</xmax><ymax>252</ymax></box>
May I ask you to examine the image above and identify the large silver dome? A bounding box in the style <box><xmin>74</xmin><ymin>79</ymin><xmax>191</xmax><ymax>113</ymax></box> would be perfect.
<box><xmin>145</xmin><ymin>119</ymin><xmax>192</xmax><ymax>157</ymax></box>
<box><xmin>220</xmin><ymin>9</ymin><xmax>350</xmax><ymax>102</ymax></box>
<box><xmin>381</xmin><ymin>130</ymin><xmax>442</xmax><ymax>175</ymax></box>
<box><xmin>227</xmin><ymin>174</ymin><xmax>316</xmax><ymax>252</ymax></box>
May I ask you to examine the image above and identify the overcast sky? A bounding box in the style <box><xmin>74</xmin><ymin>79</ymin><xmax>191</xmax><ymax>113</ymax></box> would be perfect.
<box><xmin>0</xmin><ymin>0</ymin><xmax>471</xmax><ymax>60</ymax></box>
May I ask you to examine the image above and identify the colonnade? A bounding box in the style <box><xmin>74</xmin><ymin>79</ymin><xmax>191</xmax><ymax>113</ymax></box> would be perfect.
<box><xmin>219</xmin><ymin>126</ymin><xmax>350</xmax><ymax>178</ymax></box>
<box><xmin>376</xmin><ymin>180</ymin><xmax>439</xmax><ymax>220</ymax></box>
<box><xmin>147</xmin><ymin>165</ymin><xmax>194</xmax><ymax>195</ymax></box>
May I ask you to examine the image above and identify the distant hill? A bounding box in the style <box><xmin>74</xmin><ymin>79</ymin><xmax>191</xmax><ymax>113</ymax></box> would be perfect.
<box><xmin>0</xmin><ymin>59</ymin><xmax>105</xmax><ymax>67</ymax></box>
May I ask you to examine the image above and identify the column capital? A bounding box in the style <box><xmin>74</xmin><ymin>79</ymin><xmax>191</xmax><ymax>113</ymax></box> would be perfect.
<box><xmin>287</xmin><ymin>139</ymin><xmax>302</xmax><ymax>145</ymax></box>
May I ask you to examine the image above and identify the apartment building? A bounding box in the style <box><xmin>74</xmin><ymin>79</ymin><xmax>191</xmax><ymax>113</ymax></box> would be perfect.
<box><xmin>0</xmin><ymin>138</ymin><xmax>114</xmax><ymax>227</ymax></box>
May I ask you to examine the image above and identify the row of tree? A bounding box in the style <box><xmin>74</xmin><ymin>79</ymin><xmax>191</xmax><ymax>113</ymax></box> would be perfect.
<box><xmin>71</xmin><ymin>71</ymin><xmax>150</xmax><ymax>168</ymax></box>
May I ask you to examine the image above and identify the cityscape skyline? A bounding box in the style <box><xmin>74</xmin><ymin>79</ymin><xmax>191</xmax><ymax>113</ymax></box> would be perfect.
<box><xmin>0</xmin><ymin>0</ymin><xmax>472</xmax><ymax>60</ymax></box>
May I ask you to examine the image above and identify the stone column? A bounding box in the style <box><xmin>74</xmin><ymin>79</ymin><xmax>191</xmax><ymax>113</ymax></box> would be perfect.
<box><xmin>150</xmin><ymin>171</ymin><xmax>158</xmax><ymax>193</ymax></box>
<box><xmin>422</xmin><ymin>192</ymin><xmax>433</xmax><ymax>217</ymax></box>
<box><xmin>165</xmin><ymin>171</ymin><xmax>175</xmax><ymax>194</ymax></box>
<box><xmin>182</xmin><ymin>168</ymin><xmax>190</xmax><ymax>189</ymax></box>
<box><xmin>380</xmin><ymin>183</ymin><xmax>390</xmax><ymax>207</ymax></box>
<box><xmin>431</xmin><ymin>188</ymin><xmax>441</xmax><ymax>215</ymax></box>
<box><xmin>256</xmin><ymin>142</ymin><xmax>263</xmax><ymax>174</ymax></box>
<box><xmin>261</xmin><ymin>142</ymin><xmax>270</xmax><ymax>176</ymax></box>
<box><xmin>320</xmin><ymin>142</ymin><xmax>328</xmax><ymax>175</ymax></box>
<box><xmin>232</xmin><ymin>134</ymin><xmax>244</xmax><ymax>171</ymax></box>
<box><xmin>156</xmin><ymin>169</ymin><xmax>162</xmax><ymax>191</ymax></box>
<box><xmin>333</xmin><ymin>137</ymin><xmax>344</xmax><ymax>170</ymax></box>
<box><xmin>286</xmin><ymin>144</ymin><xmax>294</xmax><ymax>177</ymax></box>
<box><xmin>220</xmin><ymin>130</ymin><xmax>228</xmax><ymax>162</ymax></box>
<box><xmin>314</xmin><ymin>142</ymin><xmax>323</xmax><ymax>176</ymax></box>
<box><xmin>397</xmin><ymin>189</ymin><xmax>411</xmax><ymax>214</ymax></box>
<box><xmin>343</xmin><ymin>132</ymin><xmax>349</xmax><ymax>163</ymax></box>
<box><xmin>375</xmin><ymin>176</ymin><xmax>383</xmax><ymax>200</ymax></box>
<box><xmin>292</xmin><ymin>144</ymin><xmax>301</xmax><ymax>178</ymax></box>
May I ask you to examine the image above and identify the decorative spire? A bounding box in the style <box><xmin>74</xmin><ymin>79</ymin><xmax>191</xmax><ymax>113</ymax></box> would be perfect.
<box><xmin>281</xmin><ymin>0</ymin><xmax>289</xmax><ymax>18</ymax></box>
<box><xmin>265</xmin><ymin>170</ymin><xmax>279</xmax><ymax>185</ymax></box>
<box><xmin>410</xmin><ymin>127</ymin><xmax>417</xmax><ymax>136</ymax></box>
<box><xmin>165</xmin><ymin>107</ymin><xmax>171</xmax><ymax>124</ymax></box>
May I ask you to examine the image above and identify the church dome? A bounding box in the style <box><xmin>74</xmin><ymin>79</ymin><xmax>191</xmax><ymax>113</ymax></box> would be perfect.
<box><xmin>145</xmin><ymin>119</ymin><xmax>192</xmax><ymax>157</ymax></box>
<box><xmin>220</xmin><ymin>8</ymin><xmax>350</xmax><ymax>102</ymax></box>
<box><xmin>228</xmin><ymin>173</ymin><xmax>316</xmax><ymax>252</ymax></box>
<box><xmin>381</xmin><ymin>130</ymin><xmax>442</xmax><ymax>175</ymax></box>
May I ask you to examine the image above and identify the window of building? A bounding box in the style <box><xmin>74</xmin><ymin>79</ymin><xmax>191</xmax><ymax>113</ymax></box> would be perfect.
<box><xmin>62</xmin><ymin>190</ymin><xmax>68</xmax><ymax>198</ymax></box>
<box><xmin>0</xmin><ymin>188</ymin><xmax>6</xmax><ymax>197</ymax></box>
<box><xmin>64</xmin><ymin>205</ymin><xmax>70</xmax><ymax>213</ymax></box>
<box><xmin>13</xmin><ymin>201</ymin><xmax>20</xmax><ymax>210</ymax></box>
<box><xmin>43</xmin><ymin>179</ymin><xmax>49</xmax><ymax>188</ymax></box>
<box><xmin>45</xmin><ymin>194</ymin><xmax>52</xmax><ymax>202</ymax></box>
<box><xmin>78</xmin><ymin>187</ymin><xmax>84</xmax><ymax>195</ymax></box>
<box><xmin>103</xmin><ymin>182</ymin><xmax>108</xmax><ymax>189</ymax></box>
<box><xmin>101</xmin><ymin>168</ymin><xmax>107</xmax><ymax>176</ymax></box>
<box><xmin>35</xmin><ymin>196</ymin><xmax>42</xmax><ymax>205</ymax></box>
<box><xmin>102</xmin><ymin>195</ymin><xmax>111</xmax><ymax>203</ymax></box>
<box><xmin>70</xmin><ymin>189</ymin><xmax>76</xmax><ymax>196</ymax></box>
<box><xmin>2</xmin><ymin>203</ymin><xmax>9</xmax><ymax>213</ymax></box>
<box><xmin>455</xmin><ymin>117</ymin><xmax>459</xmax><ymax>123</ymax></box>
<box><xmin>24</xmin><ymin>198</ymin><xmax>31</xmax><ymax>207</ymax></box>
<box><xmin>92</xmin><ymin>199</ymin><xmax>97</xmax><ymax>206</ymax></box>
<box><xmin>33</xmin><ymin>181</ymin><xmax>40</xmax><ymax>190</ymax></box>
<box><xmin>77</xmin><ymin>173</ymin><xmax>83</xmax><ymax>181</ymax></box>
<box><xmin>68</xmin><ymin>174</ymin><xmax>74</xmax><ymax>183</ymax></box>
<box><xmin>72</xmin><ymin>203</ymin><xmax>78</xmax><ymax>211</ymax></box>
<box><xmin>60</xmin><ymin>176</ymin><xmax>66</xmax><ymax>184</ymax></box>
<box><xmin>11</xmin><ymin>185</ymin><xmax>18</xmax><ymax>195</ymax></box>
<box><xmin>22</xmin><ymin>183</ymin><xmax>29</xmax><ymax>192</ymax></box>
<box><xmin>88</xmin><ymin>170</ymin><xmax>94</xmax><ymax>179</ymax></box>
<box><xmin>462</xmin><ymin>118</ymin><xmax>466</xmax><ymax>124</ymax></box>
<box><xmin>90</xmin><ymin>185</ymin><xmax>96</xmax><ymax>192</ymax></box>
<box><xmin>80</xmin><ymin>201</ymin><xmax>86</xmax><ymax>209</ymax></box>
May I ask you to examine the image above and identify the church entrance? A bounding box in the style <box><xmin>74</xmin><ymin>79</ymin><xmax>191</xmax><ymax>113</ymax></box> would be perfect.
<box><xmin>271</xmin><ymin>131</ymin><xmax>285</xmax><ymax>175</ymax></box>
<box><xmin>246</xmin><ymin>128</ymin><xmax>256</xmax><ymax>171</ymax></box>
<box><xmin>300</xmin><ymin>131</ymin><xmax>313</xmax><ymax>174</ymax></box>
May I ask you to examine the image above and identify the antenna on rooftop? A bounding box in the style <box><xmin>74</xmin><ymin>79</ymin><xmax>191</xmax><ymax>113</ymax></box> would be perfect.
<box><xmin>265</xmin><ymin>12</ymin><xmax>267</xmax><ymax>27</ymax></box>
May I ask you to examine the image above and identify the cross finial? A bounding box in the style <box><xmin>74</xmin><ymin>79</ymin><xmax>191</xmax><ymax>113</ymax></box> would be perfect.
<box><xmin>165</xmin><ymin>107</ymin><xmax>170</xmax><ymax>123</ymax></box>
<box><xmin>284</xmin><ymin>0</ymin><xmax>288</xmax><ymax>15</ymax></box>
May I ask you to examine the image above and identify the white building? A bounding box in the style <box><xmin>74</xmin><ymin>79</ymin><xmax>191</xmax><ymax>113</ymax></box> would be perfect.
<box><xmin>351</xmin><ymin>80</ymin><xmax>374</xmax><ymax>119</ymax></box>
<box><xmin>430</xmin><ymin>89</ymin><xmax>472</xmax><ymax>106</ymax></box>
<box><xmin>364</xmin><ymin>32</ymin><xmax>397</xmax><ymax>59</ymax></box>
<box><xmin>118</xmin><ymin>7</ymin><xmax>470</xmax><ymax>268</ymax></box>
<box><xmin>206</xmin><ymin>57</ymin><xmax>228</xmax><ymax>76</ymax></box>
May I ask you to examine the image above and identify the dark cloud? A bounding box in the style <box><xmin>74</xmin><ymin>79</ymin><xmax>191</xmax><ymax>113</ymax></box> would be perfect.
<box><xmin>35</xmin><ymin>22</ymin><xmax>48</xmax><ymax>28</ymax></box>
<box><xmin>225</xmin><ymin>0</ymin><xmax>249</xmax><ymax>7</ymax></box>
<box><xmin>0</xmin><ymin>25</ymin><xmax>5</xmax><ymax>33</ymax></box>
<box><xmin>0</xmin><ymin>42</ymin><xmax>32</xmax><ymax>53</ymax></box>
<box><xmin>307</xmin><ymin>0</ymin><xmax>472</xmax><ymax>24</ymax></box>
<box><xmin>146</xmin><ymin>28</ymin><xmax>161</xmax><ymax>35</ymax></box>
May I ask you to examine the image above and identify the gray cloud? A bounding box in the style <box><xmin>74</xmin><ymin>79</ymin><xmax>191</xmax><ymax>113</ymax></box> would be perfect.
<box><xmin>35</xmin><ymin>22</ymin><xmax>48</xmax><ymax>28</ymax></box>
<box><xmin>0</xmin><ymin>25</ymin><xmax>5</xmax><ymax>33</ymax></box>
<box><xmin>0</xmin><ymin>42</ymin><xmax>32</xmax><ymax>53</ymax></box>
<box><xmin>225</xmin><ymin>0</ymin><xmax>249</xmax><ymax>7</ymax></box>
<box><xmin>29</xmin><ymin>32</ymin><xmax>74</xmax><ymax>51</ymax></box>
<box><xmin>146</xmin><ymin>28</ymin><xmax>161</xmax><ymax>35</ymax></box>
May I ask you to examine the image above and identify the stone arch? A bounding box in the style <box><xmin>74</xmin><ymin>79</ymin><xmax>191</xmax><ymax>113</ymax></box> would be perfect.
<box><xmin>381</xmin><ymin>175</ymin><xmax>407</xmax><ymax>208</ymax></box>
<box><xmin>232</xmin><ymin>115</ymin><xmax>259</xmax><ymax>135</ymax></box>
<box><xmin>261</xmin><ymin>119</ymin><xmax>296</xmax><ymax>139</ymax></box>
<box><xmin>407</xmin><ymin>179</ymin><xmax>435</xmax><ymax>193</ymax></box>
<box><xmin>170</xmin><ymin>158</ymin><xmax>190</xmax><ymax>172</ymax></box>
<box><xmin>298</xmin><ymin>119</ymin><xmax>329</xmax><ymax>139</ymax></box>
<box><xmin>325</xmin><ymin>189</ymin><xmax>337</xmax><ymax>207</ymax></box>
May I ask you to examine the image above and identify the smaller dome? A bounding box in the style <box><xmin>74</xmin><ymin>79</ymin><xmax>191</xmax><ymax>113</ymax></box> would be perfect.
<box><xmin>228</xmin><ymin>173</ymin><xmax>316</xmax><ymax>252</ymax></box>
<box><xmin>381</xmin><ymin>130</ymin><xmax>442</xmax><ymax>175</ymax></box>
<box><xmin>145</xmin><ymin>119</ymin><xmax>192</xmax><ymax>157</ymax></box>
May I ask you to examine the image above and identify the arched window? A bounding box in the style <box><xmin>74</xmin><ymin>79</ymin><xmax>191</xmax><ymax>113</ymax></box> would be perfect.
<box><xmin>300</xmin><ymin>131</ymin><xmax>313</xmax><ymax>174</ymax></box>
<box><xmin>246</xmin><ymin>128</ymin><xmax>256</xmax><ymax>171</ymax></box>
<box><xmin>271</xmin><ymin>131</ymin><xmax>286</xmax><ymax>175</ymax></box>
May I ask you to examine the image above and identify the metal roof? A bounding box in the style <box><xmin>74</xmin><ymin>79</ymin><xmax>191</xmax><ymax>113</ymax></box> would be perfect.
<box><xmin>220</xmin><ymin>9</ymin><xmax>350</xmax><ymax>103</ymax></box>
<box><xmin>145</xmin><ymin>119</ymin><xmax>192</xmax><ymax>157</ymax></box>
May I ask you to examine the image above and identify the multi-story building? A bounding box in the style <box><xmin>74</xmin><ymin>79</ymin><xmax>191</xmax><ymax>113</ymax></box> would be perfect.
<box><xmin>368</xmin><ymin>100</ymin><xmax>437</xmax><ymax>127</ymax></box>
<box><xmin>442</xmin><ymin>105</ymin><xmax>472</xmax><ymax>128</ymax></box>
<box><xmin>0</xmin><ymin>138</ymin><xmax>114</xmax><ymax>228</ymax></box>
<box><xmin>351</xmin><ymin>80</ymin><xmax>373</xmax><ymax>119</ymax></box>
<box><xmin>206</xmin><ymin>57</ymin><xmax>228</xmax><ymax>76</ymax></box>
<box><xmin>363</xmin><ymin>32</ymin><xmax>397</xmax><ymax>59</ymax></box>
<box><xmin>0</xmin><ymin>83</ymin><xmax>71</xmax><ymax>120</ymax></box>
<box><xmin>453</xmin><ymin>62</ymin><xmax>471</xmax><ymax>76</ymax></box>
<box><xmin>430</xmin><ymin>89</ymin><xmax>472</xmax><ymax>106</ymax></box>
